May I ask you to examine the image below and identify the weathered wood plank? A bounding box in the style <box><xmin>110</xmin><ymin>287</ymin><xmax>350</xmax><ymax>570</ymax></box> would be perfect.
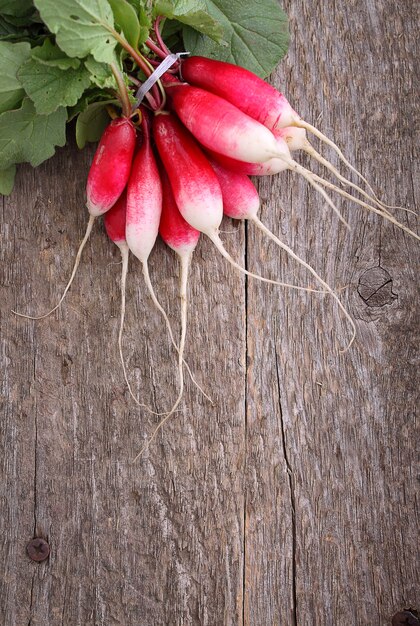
<box><xmin>244</xmin><ymin>0</ymin><xmax>419</xmax><ymax>624</ymax></box>
<box><xmin>1</xmin><ymin>1</ymin><xmax>419</xmax><ymax>625</ymax></box>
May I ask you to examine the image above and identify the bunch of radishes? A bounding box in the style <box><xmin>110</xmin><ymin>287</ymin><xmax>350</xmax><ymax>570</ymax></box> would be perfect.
<box><xmin>16</xmin><ymin>53</ymin><xmax>418</xmax><ymax>456</ymax></box>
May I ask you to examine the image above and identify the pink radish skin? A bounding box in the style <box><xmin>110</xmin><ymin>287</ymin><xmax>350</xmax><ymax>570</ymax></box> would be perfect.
<box><xmin>181</xmin><ymin>56</ymin><xmax>410</xmax><ymax>216</ymax></box>
<box><xmin>153</xmin><ymin>111</ymin><xmax>326</xmax><ymax>293</ymax></box>
<box><xmin>181</xmin><ymin>56</ymin><xmax>298</xmax><ymax>131</ymax></box>
<box><xmin>165</xmin><ymin>83</ymin><xmax>286</xmax><ymax>164</ymax></box>
<box><xmin>104</xmin><ymin>189</ymin><xmax>127</xmax><ymax>245</ymax></box>
<box><xmin>209</xmin><ymin>158</ymin><xmax>356</xmax><ymax>348</ymax></box>
<box><xmin>153</xmin><ymin>111</ymin><xmax>223</xmax><ymax>233</ymax></box>
<box><xmin>159</xmin><ymin>169</ymin><xmax>201</xmax><ymax>253</ymax></box>
<box><xmin>13</xmin><ymin>117</ymin><xmax>137</xmax><ymax>320</ymax></box>
<box><xmin>87</xmin><ymin>118</ymin><xmax>136</xmax><ymax>217</ymax></box>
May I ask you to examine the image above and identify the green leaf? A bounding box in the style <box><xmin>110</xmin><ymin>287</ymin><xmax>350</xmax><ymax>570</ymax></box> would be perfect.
<box><xmin>0</xmin><ymin>15</ymin><xmax>45</xmax><ymax>43</ymax></box>
<box><xmin>0</xmin><ymin>41</ymin><xmax>31</xmax><ymax>114</ymax></box>
<box><xmin>0</xmin><ymin>0</ymin><xmax>34</xmax><ymax>17</ymax></box>
<box><xmin>75</xmin><ymin>100</ymin><xmax>111</xmax><ymax>148</ymax></box>
<box><xmin>0</xmin><ymin>97</ymin><xmax>67</xmax><ymax>169</ymax></box>
<box><xmin>108</xmin><ymin>0</ymin><xmax>140</xmax><ymax>48</ymax></box>
<box><xmin>155</xmin><ymin>0</ymin><xmax>223</xmax><ymax>42</ymax></box>
<box><xmin>0</xmin><ymin>164</ymin><xmax>16</xmax><ymax>195</ymax></box>
<box><xmin>0</xmin><ymin>15</ymin><xmax>21</xmax><ymax>39</ymax></box>
<box><xmin>137</xmin><ymin>4</ymin><xmax>151</xmax><ymax>45</ymax></box>
<box><xmin>31</xmin><ymin>38</ymin><xmax>81</xmax><ymax>70</ymax></box>
<box><xmin>18</xmin><ymin>56</ymin><xmax>92</xmax><ymax>114</ymax></box>
<box><xmin>34</xmin><ymin>0</ymin><xmax>118</xmax><ymax>64</ymax></box>
<box><xmin>84</xmin><ymin>56</ymin><xmax>117</xmax><ymax>89</ymax></box>
<box><xmin>183</xmin><ymin>0</ymin><xmax>289</xmax><ymax>78</ymax></box>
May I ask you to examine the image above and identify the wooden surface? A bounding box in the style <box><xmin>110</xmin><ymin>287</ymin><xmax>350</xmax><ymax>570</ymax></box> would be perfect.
<box><xmin>1</xmin><ymin>0</ymin><xmax>419</xmax><ymax>624</ymax></box>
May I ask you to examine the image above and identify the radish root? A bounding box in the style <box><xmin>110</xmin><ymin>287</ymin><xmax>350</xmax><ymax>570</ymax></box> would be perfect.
<box><xmin>250</xmin><ymin>216</ymin><xmax>356</xmax><ymax>351</ymax></box>
<box><xmin>132</xmin><ymin>252</ymin><xmax>191</xmax><ymax>461</ymax></box>
<box><xmin>209</xmin><ymin>233</ymin><xmax>328</xmax><ymax>294</ymax></box>
<box><xmin>299</xmin><ymin>166</ymin><xmax>420</xmax><ymax>241</ymax></box>
<box><xmin>12</xmin><ymin>214</ymin><xmax>95</xmax><ymax>320</ymax></box>
<box><xmin>142</xmin><ymin>261</ymin><xmax>213</xmax><ymax>404</ymax></box>
<box><xmin>116</xmin><ymin>243</ymin><xmax>166</xmax><ymax>415</ymax></box>
<box><xmin>302</xmin><ymin>143</ymin><xmax>415</xmax><ymax>216</ymax></box>
<box><xmin>273</xmin><ymin>155</ymin><xmax>350</xmax><ymax>228</ymax></box>
<box><xmin>294</xmin><ymin>119</ymin><xmax>410</xmax><ymax>212</ymax></box>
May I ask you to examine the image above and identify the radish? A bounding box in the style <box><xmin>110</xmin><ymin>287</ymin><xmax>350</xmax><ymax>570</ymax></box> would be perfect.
<box><xmin>124</xmin><ymin>114</ymin><xmax>168</xmax><ymax>353</ymax></box>
<box><xmin>180</xmin><ymin>56</ymin><xmax>401</xmax><ymax>212</ymax></box>
<box><xmin>153</xmin><ymin>111</ymin><xmax>326</xmax><ymax>294</ymax></box>
<box><xmin>133</xmin><ymin>167</ymin><xmax>202</xmax><ymax>459</ymax></box>
<box><xmin>104</xmin><ymin>190</ymin><xmax>154</xmax><ymax>412</ymax></box>
<box><xmin>164</xmin><ymin>83</ymin><xmax>351</xmax><ymax>226</ymax></box>
<box><xmin>125</xmin><ymin>111</ymin><xmax>197</xmax><ymax>416</ymax></box>
<box><xmin>164</xmin><ymin>82</ymin><xmax>285</xmax><ymax>165</ymax></box>
<box><xmin>208</xmin><ymin>157</ymin><xmax>356</xmax><ymax>348</ymax></box>
<box><xmin>14</xmin><ymin>117</ymin><xmax>137</xmax><ymax>320</ymax></box>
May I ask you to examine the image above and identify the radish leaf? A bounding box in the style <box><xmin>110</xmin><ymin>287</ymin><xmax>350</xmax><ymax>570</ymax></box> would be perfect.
<box><xmin>155</xmin><ymin>0</ymin><xmax>223</xmax><ymax>42</ymax></box>
<box><xmin>108</xmin><ymin>0</ymin><xmax>140</xmax><ymax>48</ymax></box>
<box><xmin>0</xmin><ymin>164</ymin><xmax>16</xmax><ymax>195</ymax></box>
<box><xmin>183</xmin><ymin>0</ymin><xmax>289</xmax><ymax>78</ymax></box>
<box><xmin>84</xmin><ymin>57</ymin><xmax>117</xmax><ymax>89</ymax></box>
<box><xmin>0</xmin><ymin>97</ymin><xmax>66</xmax><ymax>169</ymax></box>
<box><xmin>18</xmin><ymin>56</ymin><xmax>92</xmax><ymax>114</ymax></box>
<box><xmin>0</xmin><ymin>41</ymin><xmax>31</xmax><ymax>114</ymax></box>
<box><xmin>76</xmin><ymin>100</ymin><xmax>111</xmax><ymax>148</ymax></box>
<box><xmin>31</xmin><ymin>38</ymin><xmax>82</xmax><ymax>70</ymax></box>
<box><xmin>34</xmin><ymin>0</ymin><xmax>118</xmax><ymax>64</ymax></box>
<box><xmin>0</xmin><ymin>0</ymin><xmax>35</xmax><ymax>18</ymax></box>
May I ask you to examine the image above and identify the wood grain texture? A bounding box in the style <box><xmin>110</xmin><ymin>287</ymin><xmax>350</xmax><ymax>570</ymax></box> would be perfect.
<box><xmin>1</xmin><ymin>1</ymin><xmax>419</xmax><ymax>625</ymax></box>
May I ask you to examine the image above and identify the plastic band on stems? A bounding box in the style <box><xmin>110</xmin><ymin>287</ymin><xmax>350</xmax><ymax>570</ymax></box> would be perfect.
<box><xmin>133</xmin><ymin>52</ymin><xmax>189</xmax><ymax>110</ymax></box>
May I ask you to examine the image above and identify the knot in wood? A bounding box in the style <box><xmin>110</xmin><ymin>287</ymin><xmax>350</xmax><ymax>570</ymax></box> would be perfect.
<box><xmin>358</xmin><ymin>266</ymin><xmax>397</xmax><ymax>307</ymax></box>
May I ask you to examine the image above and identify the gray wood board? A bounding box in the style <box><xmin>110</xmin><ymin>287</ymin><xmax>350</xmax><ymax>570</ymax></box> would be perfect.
<box><xmin>1</xmin><ymin>0</ymin><xmax>419</xmax><ymax>624</ymax></box>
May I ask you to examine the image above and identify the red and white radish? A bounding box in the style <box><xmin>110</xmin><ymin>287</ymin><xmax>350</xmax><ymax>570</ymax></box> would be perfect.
<box><xmin>181</xmin><ymin>56</ymin><xmax>397</xmax><ymax>210</ymax></box>
<box><xmin>153</xmin><ymin>111</ymin><xmax>324</xmax><ymax>293</ymax></box>
<box><xmin>164</xmin><ymin>83</ymin><xmax>350</xmax><ymax>226</ymax></box>
<box><xmin>124</xmin><ymin>114</ymin><xmax>171</xmax><ymax>356</ymax></box>
<box><xmin>164</xmin><ymin>82</ymin><xmax>284</xmax><ymax>164</ymax></box>
<box><xmin>104</xmin><ymin>190</ymin><xmax>149</xmax><ymax>409</ymax></box>
<box><xmin>14</xmin><ymin>117</ymin><xmax>137</xmax><ymax>320</ymax></box>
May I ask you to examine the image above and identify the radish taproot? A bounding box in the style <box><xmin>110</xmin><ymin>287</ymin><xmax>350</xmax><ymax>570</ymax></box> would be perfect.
<box><xmin>208</xmin><ymin>157</ymin><xmax>356</xmax><ymax>348</ymax></box>
<box><xmin>104</xmin><ymin>190</ymin><xmax>157</xmax><ymax>413</ymax></box>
